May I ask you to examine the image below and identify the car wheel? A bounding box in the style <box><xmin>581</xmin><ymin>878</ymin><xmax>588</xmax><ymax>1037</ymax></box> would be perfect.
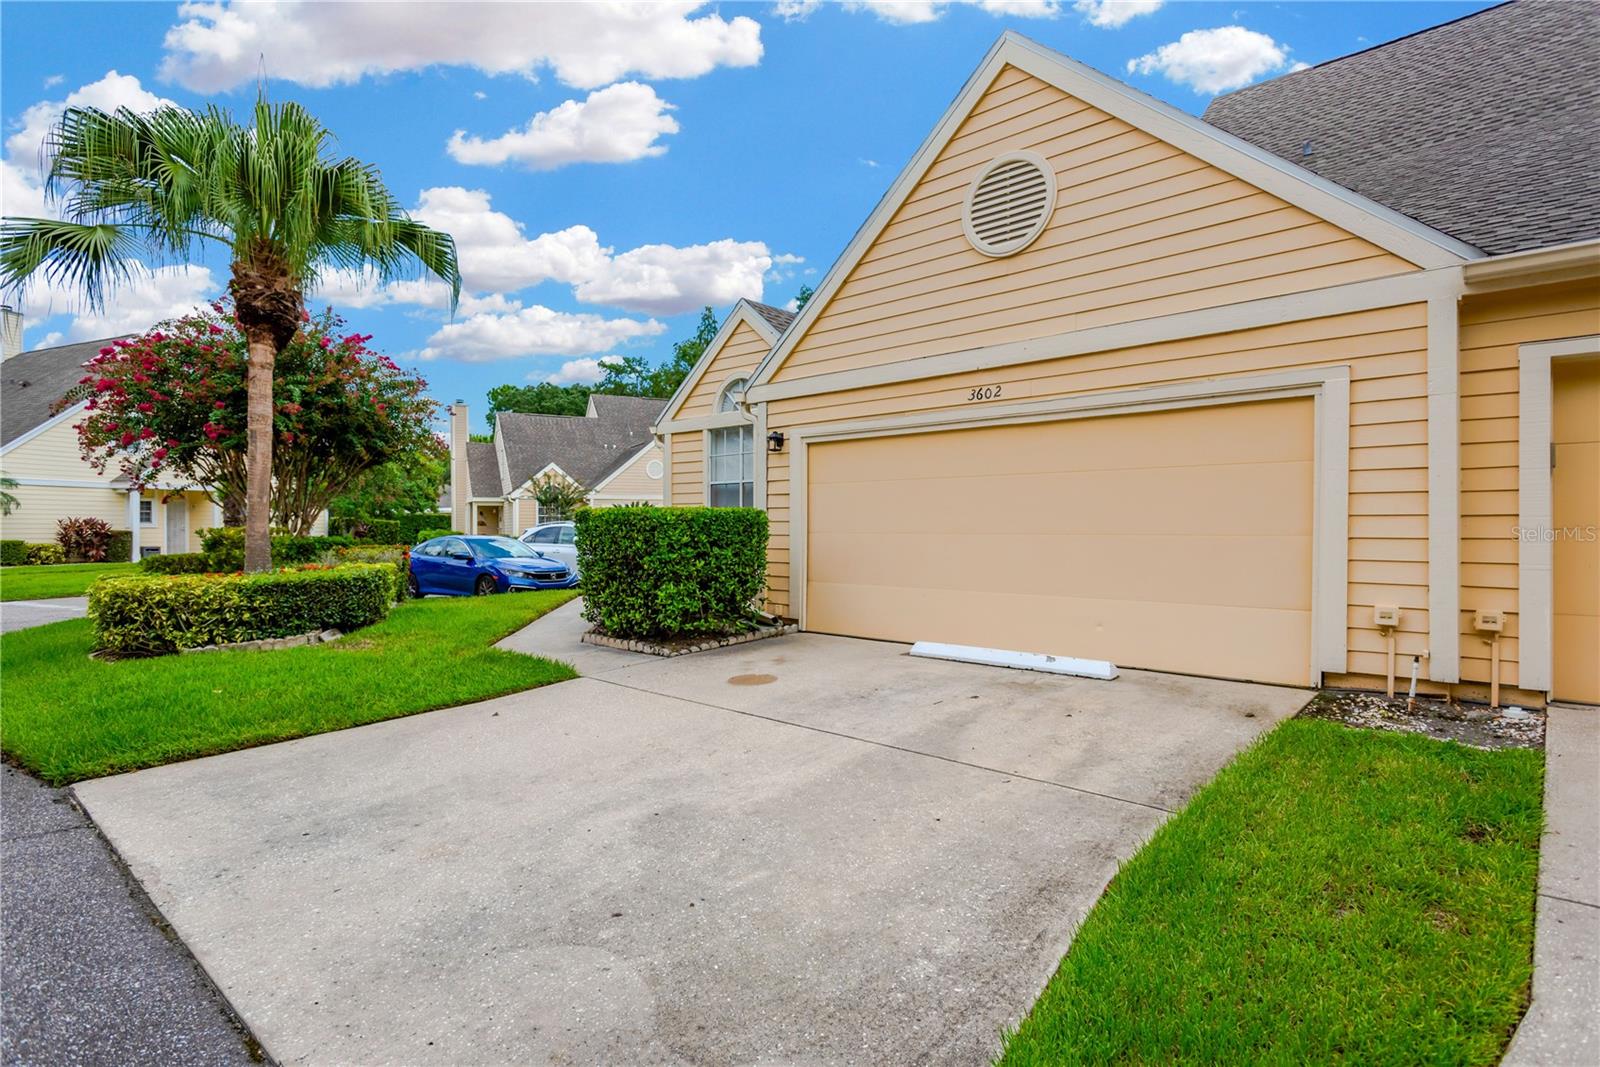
<box><xmin>407</xmin><ymin>572</ymin><xmax>421</xmax><ymax>599</ymax></box>
<box><xmin>474</xmin><ymin>575</ymin><xmax>498</xmax><ymax>596</ymax></box>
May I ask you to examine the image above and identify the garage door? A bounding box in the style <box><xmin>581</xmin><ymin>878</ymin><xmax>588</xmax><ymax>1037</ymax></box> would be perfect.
<box><xmin>805</xmin><ymin>398</ymin><xmax>1315</xmax><ymax>685</ymax></box>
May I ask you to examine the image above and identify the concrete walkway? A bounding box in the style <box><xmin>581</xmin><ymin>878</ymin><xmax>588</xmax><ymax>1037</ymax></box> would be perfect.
<box><xmin>0</xmin><ymin>766</ymin><xmax>260</xmax><ymax>1066</ymax></box>
<box><xmin>75</xmin><ymin>607</ymin><xmax>1309</xmax><ymax>1066</ymax></box>
<box><xmin>1505</xmin><ymin>704</ymin><xmax>1600</xmax><ymax>1065</ymax></box>
<box><xmin>1</xmin><ymin>597</ymin><xmax>88</xmax><ymax>633</ymax></box>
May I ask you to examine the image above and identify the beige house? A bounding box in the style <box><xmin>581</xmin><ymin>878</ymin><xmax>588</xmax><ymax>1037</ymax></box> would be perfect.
<box><xmin>660</xmin><ymin>4</ymin><xmax>1599</xmax><ymax>706</ymax></box>
<box><xmin>447</xmin><ymin>393</ymin><xmax>666</xmax><ymax>536</ymax></box>
<box><xmin>1</xmin><ymin>325</ymin><xmax>230</xmax><ymax>557</ymax></box>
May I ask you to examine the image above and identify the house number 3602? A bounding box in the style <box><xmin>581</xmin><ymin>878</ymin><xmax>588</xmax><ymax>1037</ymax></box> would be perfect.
<box><xmin>967</xmin><ymin>384</ymin><xmax>1003</xmax><ymax>401</ymax></box>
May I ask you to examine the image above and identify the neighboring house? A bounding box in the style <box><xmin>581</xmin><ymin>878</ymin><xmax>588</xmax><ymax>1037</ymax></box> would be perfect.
<box><xmin>446</xmin><ymin>393</ymin><xmax>667</xmax><ymax>536</ymax></box>
<box><xmin>659</xmin><ymin>2</ymin><xmax>1600</xmax><ymax>706</ymax></box>
<box><xmin>0</xmin><ymin>309</ymin><xmax>327</xmax><ymax>556</ymax></box>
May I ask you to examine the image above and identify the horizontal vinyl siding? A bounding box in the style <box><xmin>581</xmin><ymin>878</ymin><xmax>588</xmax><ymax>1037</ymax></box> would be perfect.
<box><xmin>2</xmin><ymin>417</ymin><xmax>115</xmax><ymax>480</ymax></box>
<box><xmin>1457</xmin><ymin>281</ymin><xmax>1600</xmax><ymax>689</ymax></box>
<box><xmin>591</xmin><ymin>444</ymin><xmax>664</xmax><ymax>504</ymax></box>
<box><xmin>0</xmin><ymin>485</ymin><xmax>131</xmax><ymax>545</ymax></box>
<box><xmin>669</xmin><ymin>432</ymin><xmax>704</xmax><ymax>506</ymax></box>
<box><xmin>765</xmin><ymin>305</ymin><xmax>1431</xmax><ymax>681</ymax></box>
<box><xmin>677</xmin><ymin>322</ymin><xmax>772</xmax><ymax>419</ymax></box>
<box><xmin>772</xmin><ymin>67</ymin><xmax>1414</xmax><ymax>383</ymax></box>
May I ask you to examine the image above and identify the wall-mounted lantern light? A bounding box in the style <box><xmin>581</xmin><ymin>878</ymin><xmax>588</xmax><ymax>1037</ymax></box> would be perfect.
<box><xmin>766</xmin><ymin>430</ymin><xmax>786</xmax><ymax>453</ymax></box>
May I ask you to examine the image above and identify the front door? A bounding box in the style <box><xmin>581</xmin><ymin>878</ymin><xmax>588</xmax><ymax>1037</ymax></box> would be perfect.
<box><xmin>165</xmin><ymin>495</ymin><xmax>188</xmax><ymax>554</ymax></box>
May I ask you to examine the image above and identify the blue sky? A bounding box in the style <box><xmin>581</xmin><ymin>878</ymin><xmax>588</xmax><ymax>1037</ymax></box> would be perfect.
<box><xmin>2</xmin><ymin>1</ymin><xmax>1492</xmax><ymax>426</ymax></box>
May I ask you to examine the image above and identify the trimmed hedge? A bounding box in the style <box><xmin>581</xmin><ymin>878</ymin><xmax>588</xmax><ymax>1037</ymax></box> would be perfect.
<box><xmin>0</xmin><ymin>541</ymin><xmax>27</xmax><ymax>567</ymax></box>
<box><xmin>105</xmin><ymin>529</ymin><xmax>133</xmax><ymax>564</ymax></box>
<box><xmin>140</xmin><ymin>552</ymin><xmax>213</xmax><ymax>575</ymax></box>
<box><xmin>415</xmin><ymin>527</ymin><xmax>459</xmax><ymax>544</ymax></box>
<box><xmin>197</xmin><ymin>527</ymin><xmax>355</xmax><ymax>569</ymax></box>
<box><xmin>576</xmin><ymin>506</ymin><xmax>767</xmax><ymax>638</ymax></box>
<box><xmin>27</xmin><ymin>543</ymin><xmax>66</xmax><ymax>566</ymax></box>
<box><xmin>88</xmin><ymin>563</ymin><xmax>396</xmax><ymax>656</ymax></box>
<box><xmin>331</xmin><ymin>544</ymin><xmax>411</xmax><ymax>601</ymax></box>
<box><xmin>331</xmin><ymin>513</ymin><xmax>449</xmax><ymax>545</ymax></box>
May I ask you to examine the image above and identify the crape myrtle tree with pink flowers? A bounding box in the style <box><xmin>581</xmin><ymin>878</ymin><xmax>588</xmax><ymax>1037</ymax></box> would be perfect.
<box><xmin>0</xmin><ymin>96</ymin><xmax>459</xmax><ymax>570</ymax></box>
<box><xmin>61</xmin><ymin>304</ymin><xmax>439</xmax><ymax>536</ymax></box>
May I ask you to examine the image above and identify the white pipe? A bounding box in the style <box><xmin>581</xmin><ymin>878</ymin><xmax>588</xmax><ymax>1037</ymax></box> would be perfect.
<box><xmin>1406</xmin><ymin>655</ymin><xmax>1421</xmax><ymax>710</ymax></box>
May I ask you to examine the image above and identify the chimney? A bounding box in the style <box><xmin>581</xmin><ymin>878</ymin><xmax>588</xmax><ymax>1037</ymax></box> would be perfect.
<box><xmin>0</xmin><ymin>306</ymin><xmax>22</xmax><ymax>361</ymax></box>
<box><xmin>449</xmin><ymin>401</ymin><xmax>470</xmax><ymax>532</ymax></box>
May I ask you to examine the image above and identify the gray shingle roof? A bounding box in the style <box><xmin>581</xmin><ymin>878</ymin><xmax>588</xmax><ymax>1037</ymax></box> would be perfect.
<box><xmin>465</xmin><ymin>441</ymin><xmax>504</xmax><ymax>498</ymax></box>
<box><xmin>1203</xmin><ymin>0</ymin><xmax>1600</xmax><ymax>255</ymax></box>
<box><xmin>746</xmin><ymin>300</ymin><xmax>796</xmax><ymax>334</ymax></box>
<box><xmin>474</xmin><ymin>396</ymin><xmax>665</xmax><ymax>494</ymax></box>
<box><xmin>1</xmin><ymin>336</ymin><xmax>126</xmax><ymax>447</ymax></box>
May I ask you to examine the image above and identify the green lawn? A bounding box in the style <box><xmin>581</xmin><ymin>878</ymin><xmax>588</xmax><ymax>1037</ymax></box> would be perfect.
<box><xmin>1</xmin><ymin>590</ymin><xmax>579</xmax><ymax>784</ymax></box>
<box><xmin>0</xmin><ymin>562</ymin><xmax>139</xmax><ymax>601</ymax></box>
<box><xmin>998</xmin><ymin>718</ymin><xmax>1543</xmax><ymax>1066</ymax></box>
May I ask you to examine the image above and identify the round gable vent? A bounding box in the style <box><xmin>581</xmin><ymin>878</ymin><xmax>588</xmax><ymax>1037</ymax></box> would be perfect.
<box><xmin>962</xmin><ymin>151</ymin><xmax>1056</xmax><ymax>257</ymax></box>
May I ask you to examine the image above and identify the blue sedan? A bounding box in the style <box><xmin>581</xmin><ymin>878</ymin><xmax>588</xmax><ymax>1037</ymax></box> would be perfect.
<box><xmin>408</xmin><ymin>535</ymin><xmax>577</xmax><ymax>597</ymax></box>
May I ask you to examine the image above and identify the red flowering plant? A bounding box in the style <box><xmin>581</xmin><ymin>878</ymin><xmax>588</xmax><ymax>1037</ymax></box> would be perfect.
<box><xmin>59</xmin><ymin>303</ymin><xmax>438</xmax><ymax>535</ymax></box>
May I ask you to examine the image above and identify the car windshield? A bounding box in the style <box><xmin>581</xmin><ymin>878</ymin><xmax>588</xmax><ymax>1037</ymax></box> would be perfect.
<box><xmin>470</xmin><ymin>537</ymin><xmax>540</xmax><ymax>559</ymax></box>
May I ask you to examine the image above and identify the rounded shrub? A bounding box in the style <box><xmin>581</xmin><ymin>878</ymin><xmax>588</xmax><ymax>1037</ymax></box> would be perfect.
<box><xmin>88</xmin><ymin>563</ymin><xmax>396</xmax><ymax>656</ymax></box>
<box><xmin>575</xmin><ymin>506</ymin><xmax>768</xmax><ymax>639</ymax></box>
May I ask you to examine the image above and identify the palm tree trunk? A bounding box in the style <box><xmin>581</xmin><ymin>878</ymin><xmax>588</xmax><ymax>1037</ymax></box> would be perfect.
<box><xmin>243</xmin><ymin>331</ymin><xmax>276</xmax><ymax>571</ymax></box>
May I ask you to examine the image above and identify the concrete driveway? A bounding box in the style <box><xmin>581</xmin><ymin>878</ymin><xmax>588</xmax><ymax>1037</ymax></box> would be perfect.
<box><xmin>1</xmin><ymin>597</ymin><xmax>88</xmax><ymax>633</ymax></box>
<box><xmin>75</xmin><ymin>603</ymin><xmax>1310</xmax><ymax>1065</ymax></box>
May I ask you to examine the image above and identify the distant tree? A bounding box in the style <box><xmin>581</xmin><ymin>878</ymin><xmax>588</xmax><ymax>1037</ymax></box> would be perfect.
<box><xmin>793</xmin><ymin>284</ymin><xmax>814</xmax><ymax>311</ymax></box>
<box><xmin>594</xmin><ymin>306</ymin><xmax>720</xmax><ymax>400</ymax></box>
<box><xmin>485</xmin><ymin>382</ymin><xmax>591</xmax><ymax>427</ymax></box>
<box><xmin>329</xmin><ymin>437</ymin><xmax>448</xmax><ymax>519</ymax></box>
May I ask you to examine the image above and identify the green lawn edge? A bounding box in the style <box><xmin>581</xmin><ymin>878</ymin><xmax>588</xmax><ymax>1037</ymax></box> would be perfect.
<box><xmin>997</xmin><ymin>718</ymin><xmax>1544</xmax><ymax>1067</ymax></box>
<box><xmin>1</xmin><ymin>590</ymin><xmax>580</xmax><ymax>785</ymax></box>
<box><xmin>1</xmin><ymin>562</ymin><xmax>139</xmax><ymax>601</ymax></box>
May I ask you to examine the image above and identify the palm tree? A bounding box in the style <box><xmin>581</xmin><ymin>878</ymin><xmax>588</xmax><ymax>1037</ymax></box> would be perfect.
<box><xmin>0</xmin><ymin>98</ymin><xmax>460</xmax><ymax>571</ymax></box>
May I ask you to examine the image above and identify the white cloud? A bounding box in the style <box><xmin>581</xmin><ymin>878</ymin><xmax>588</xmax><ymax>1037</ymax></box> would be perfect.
<box><xmin>1073</xmin><ymin>0</ymin><xmax>1162</xmax><ymax>29</ymax></box>
<box><xmin>1127</xmin><ymin>26</ymin><xmax>1292</xmax><ymax>94</ymax></box>
<box><xmin>575</xmin><ymin>239</ymin><xmax>771</xmax><ymax>316</ymax></box>
<box><xmin>418</xmin><ymin>305</ymin><xmax>664</xmax><ymax>363</ymax></box>
<box><xmin>543</xmin><ymin>355</ymin><xmax>624</xmax><ymax>385</ymax></box>
<box><xmin>406</xmin><ymin>187</ymin><xmax>772</xmax><ymax>315</ymax></box>
<box><xmin>160</xmin><ymin>1</ymin><xmax>762</xmax><ymax>91</ymax></box>
<box><xmin>473</xmin><ymin>90</ymin><xmax>487</xmax><ymax>100</ymax></box>
<box><xmin>42</xmin><ymin>74</ymin><xmax>64</xmax><ymax>89</ymax></box>
<box><xmin>782</xmin><ymin>0</ymin><xmax>1062</xmax><ymax>22</ymax></box>
<box><xmin>447</xmin><ymin>82</ymin><xmax>679</xmax><ymax>170</ymax></box>
<box><xmin>410</xmin><ymin>187</ymin><xmax>612</xmax><ymax>294</ymax></box>
<box><xmin>15</xmin><ymin>262</ymin><xmax>216</xmax><ymax>341</ymax></box>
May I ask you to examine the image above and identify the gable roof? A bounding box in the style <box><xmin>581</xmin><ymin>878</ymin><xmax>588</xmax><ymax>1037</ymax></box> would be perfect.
<box><xmin>465</xmin><ymin>441</ymin><xmax>504</xmax><ymax>498</ymax></box>
<box><xmin>1</xmin><ymin>336</ymin><xmax>125</xmax><ymax>448</ymax></box>
<box><xmin>657</xmin><ymin>298</ymin><xmax>784</xmax><ymax>424</ymax></box>
<box><xmin>1205</xmin><ymin>0</ymin><xmax>1600</xmax><ymax>256</ymax></box>
<box><xmin>489</xmin><ymin>396</ymin><xmax>665</xmax><ymax>492</ymax></box>
<box><xmin>746</xmin><ymin>31</ymin><xmax>1483</xmax><ymax>395</ymax></box>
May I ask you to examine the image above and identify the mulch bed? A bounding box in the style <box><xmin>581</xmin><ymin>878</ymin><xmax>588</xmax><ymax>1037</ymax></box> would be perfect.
<box><xmin>1299</xmin><ymin>689</ymin><xmax>1545</xmax><ymax>750</ymax></box>
<box><xmin>581</xmin><ymin>621</ymin><xmax>798</xmax><ymax>657</ymax></box>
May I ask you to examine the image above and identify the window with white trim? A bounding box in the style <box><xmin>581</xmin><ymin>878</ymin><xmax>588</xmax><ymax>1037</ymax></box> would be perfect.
<box><xmin>717</xmin><ymin>377</ymin><xmax>747</xmax><ymax>413</ymax></box>
<box><xmin>139</xmin><ymin>499</ymin><xmax>154</xmax><ymax>525</ymax></box>
<box><xmin>708</xmin><ymin>425</ymin><xmax>754</xmax><ymax>507</ymax></box>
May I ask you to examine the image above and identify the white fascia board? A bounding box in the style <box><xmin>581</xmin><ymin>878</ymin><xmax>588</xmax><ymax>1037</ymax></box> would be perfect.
<box><xmin>0</xmin><ymin>399</ymin><xmax>89</xmax><ymax>456</ymax></box>
<box><xmin>655</xmin><ymin>300</ymin><xmax>782</xmax><ymax>428</ymax></box>
<box><xmin>910</xmin><ymin>640</ymin><xmax>1118</xmax><ymax>680</ymax></box>
<box><xmin>588</xmin><ymin>442</ymin><xmax>654</xmax><ymax>495</ymax></box>
<box><xmin>746</xmin><ymin>32</ymin><xmax>1479</xmax><ymax>394</ymax></box>
<box><xmin>493</xmin><ymin>414</ymin><xmax>512</xmax><ymax>497</ymax></box>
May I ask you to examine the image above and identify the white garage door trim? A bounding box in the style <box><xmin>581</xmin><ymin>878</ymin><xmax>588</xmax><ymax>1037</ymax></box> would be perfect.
<box><xmin>786</xmin><ymin>364</ymin><xmax>1351</xmax><ymax>685</ymax></box>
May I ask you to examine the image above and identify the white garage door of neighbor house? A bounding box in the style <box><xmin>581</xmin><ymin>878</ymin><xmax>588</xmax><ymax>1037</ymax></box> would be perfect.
<box><xmin>805</xmin><ymin>398</ymin><xmax>1316</xmax><ymax>686</ymax></box>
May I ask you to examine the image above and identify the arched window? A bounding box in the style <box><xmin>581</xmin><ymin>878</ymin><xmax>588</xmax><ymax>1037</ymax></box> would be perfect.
<box><xmin>717</xmin><ymin>377</ymin><xmax>748</xmax><ymax>413</ymax></box>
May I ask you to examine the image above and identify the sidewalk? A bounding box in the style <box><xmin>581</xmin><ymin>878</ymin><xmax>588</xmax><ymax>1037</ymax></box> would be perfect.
<box><xmin>0</xmin><ymin>766</ymin><xmax>260</xmax><ymax>1066</ymax></box>
<box><xmin>0</xmin><ymin>597</ymin><xmax>88</xmax><ymax>633</ymax></box>
<box><xmin>1504</xmin><ymin>705</ymin><xmax>1599</xmax><ymax>1065</ymax></box>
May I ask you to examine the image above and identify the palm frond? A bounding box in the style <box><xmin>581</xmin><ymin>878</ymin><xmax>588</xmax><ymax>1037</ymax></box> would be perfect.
<box><xmin>0</xmin><ymin>217</ymin><xmax>138</xmax><ymax>310</ymax></box>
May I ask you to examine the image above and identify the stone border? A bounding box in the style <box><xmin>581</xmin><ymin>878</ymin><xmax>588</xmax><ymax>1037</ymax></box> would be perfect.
<box><xmin>180</xmin><ymin>629</ymin><xmax>343</xmax><ymax>655</ymax></box>
<box><xmin>581</xmin><ymin>622</ymin><xmax>798</xmax><ymax>657</ymax></box>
